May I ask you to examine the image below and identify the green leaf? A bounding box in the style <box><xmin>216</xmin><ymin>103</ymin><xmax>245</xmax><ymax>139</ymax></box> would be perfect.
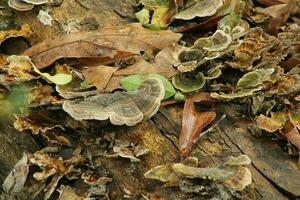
<box><xmin>33</xmin><ymin>66</ymin><xmax>72</xmax><ymax>85</ymax></box>
<box><xmin>218</xmin><ymin>14</ymin><xmax>241</xmax><ymax>32</ymax></box>
<box><xmin>135</xmin><ymin>8</ymin><xmax>150</xmax><ymax>25</ymax></box>
<box><xmin>120</xmin><ymin>73</ymin><xmax>176</xmax><ymax>100</ymax></box>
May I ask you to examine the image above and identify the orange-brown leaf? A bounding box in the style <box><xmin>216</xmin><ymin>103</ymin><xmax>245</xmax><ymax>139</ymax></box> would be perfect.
<box><xmin>179</xmin><ymin>97</ymin><xmax>216</xmax><ymax>158</ymax></box>
<box><xmin>23</xmin><ymin>23</ymin><xmax>182</xmax><ymax>69</ymax></box>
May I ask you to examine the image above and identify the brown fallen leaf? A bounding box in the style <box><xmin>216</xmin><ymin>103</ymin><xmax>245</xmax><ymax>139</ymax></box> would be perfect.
<box><xmin>82</xmin><ymin>65</ymin><xmax>119</xmax><ymax>90</ymax></box>
<box><xmin>58</xmin><ymin>185</ymin><xmax>85</xmax><ymax>200</ymax></box>
<box><xmin>255</xmin><ymin>4</ymin><xmax>287</xmax><ymax>18</ymax></box>
<box><xmin>104</xmin><ymin>45</ymin><xmax>180</xmax><ymax>91</ymax></box>
<box><xmin>266</xmin><ymin>0</ymin><xmax>296</xmax><ymax>35</ymax></box>
<box><xmin>284</xmin><ymin>120</ymin><xmax>300</xmax><ymax>168</ymax></box>
<box><xmin>256</xmin><ymin>0</ymin><xmax>290</xmax><ymax>6</ymax></box>
<box><xmin>179</xmin><ymin>97</ymin><xmax>216</xmax><ymax>158</ymax></box>
<box><xmin>23</xmin><ymin>23</ymin><xmax>182</xmax><ymax>69</ymax></box>
<box><xmin>114</xmin><ymin>57</ymin><xmax>178</xmax><ymax>79</ymax></box>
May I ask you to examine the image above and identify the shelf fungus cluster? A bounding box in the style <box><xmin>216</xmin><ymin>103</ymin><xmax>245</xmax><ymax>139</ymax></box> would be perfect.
<box><xmin>8</xmin><ymin>0</ymin><xmax>48</xmax><ymax>11</ymax></box>
<box><xmin>144</xmin><ymin>155</ymin><xmax>252</xmax><ymax>192</ymax></box>
<box><xmin>63</xmin><ymin>78</ymin><xmax>165</xmax><ymax>126</ymax></box>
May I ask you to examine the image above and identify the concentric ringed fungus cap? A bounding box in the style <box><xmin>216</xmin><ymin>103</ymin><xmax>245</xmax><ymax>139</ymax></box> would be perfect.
<box><xmin>22</xmin><ymin>0</ymin><xmax>48</xmax><ymax>5</ymax></box>
<box><xmin>8</xmin><ymin>0</ymin><xmax>34</xmax><ymax>11</ymax></box>
<box><xmin>62</xmin><ymin>78</ymin><xmax>165</xmax><ymax>126</ymax></box>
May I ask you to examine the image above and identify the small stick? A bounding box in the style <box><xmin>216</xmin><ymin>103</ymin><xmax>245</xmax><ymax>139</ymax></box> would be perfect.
<box><xmin>192</xmin><ymin>114</ymin><xmax>226</xmax><ymax>145</ymax></box>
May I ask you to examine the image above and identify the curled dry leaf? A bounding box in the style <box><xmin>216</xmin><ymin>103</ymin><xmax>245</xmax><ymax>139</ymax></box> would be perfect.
<box><xmin>0</xmin><ymin>55</ymin><xmax>36</xmax><ymax>85</ymax></box>
<box><xmin>2</xmin><ymin>153</ymin><xmax>29</xmax><ymax>194</ymax></box>
<box><xmin>82</xmin><ymin>65</ymin><xmax>119</xmax><ymax>90</ymax></box>
<box><xmin>267</xmin><ymin>0</ymin><xmax>296</xmax><ymax>35</ymax></box>
<box><xmin>27</xmin><ymin>82</ymin><xmax>59</xmax><ymax>106</ymax></box>
<box><xmin>106</xmin><ymin>140</ymin><xmax>149</xmax><ymax>162</ymax></box>
<box><xmin>179</xmin><ymin>97</ymin><xmax>216</xmax><ymax>158</ymax></box>
<box><xmin>0</xmin><ymin>24</ymin><xmax>32</xmax><ymax>44</ymax></box>
<box><xmin>175</xmin><ymin>0</ymin><xmax>223</xmax><ymax>20</ymax></box>
<box><xmin>63</xmin><ymin>78</ymin><xmax>164</xmax><ymax>126</ymax></box>
<box><xmin>14</xmin><ymin>115</ymin><xmax>64</xmax><ymax>135</ymax></box>
<box><xmin>24</xmin><ymin>23</ymin><xmax>182</xmax><ymax>69</ymax></box>
<box><xmin>255</xmin><ymin>4</ymin><xmax>288</xmax><ymax>18</ymax></box>
<box><xmin>284</xmin><ymin>121</ymin><xmax>300</xmax><ymax>168</ymax></box>
<box><xmin>58</xmin><ymin>185</ymin><xmax>85</xmax><ymax>200</ymax></box>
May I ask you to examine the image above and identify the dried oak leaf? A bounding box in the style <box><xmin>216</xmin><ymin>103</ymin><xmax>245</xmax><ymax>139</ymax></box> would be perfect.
<box><xmin>82</xmin><ymin>65</ymin><xmax>119</xmax><ymax>90</ymax></box>
<box><xmin>179</xmin><ymin>97</ymin><xmax>216</xmax><ymax>158</ymax></box>
<box><xmin>175</xmin><ymin>0</ymin><xmax>223</xmax><ymax>20</ymax></box>
<box><xmin>23</xmin><ymin>23</ymin><xmax>182</xmax><ymax>69</ymax></box>
<box><xmin>226</xmin><ymin>27</ymin><xmax>279</xmax><ymax>70</ymax></box>
<box><xmin>0</xmin><ymin>55</ymin><xmax>36</xmax><ymax>85</ymax></box>
<box><xmin>105</xmin><ymin>45</ymin><xmax>182</xmax><ymax>91</ymax></box>
<box><xmin>63</xmin><ymin>78</ymin><xmax>165</xmax><ymax>126</ymax></box>
<box><xmin>0</xmin><ymin>24</ymin><xmax>32</xmax><ymax>44</ymax></box>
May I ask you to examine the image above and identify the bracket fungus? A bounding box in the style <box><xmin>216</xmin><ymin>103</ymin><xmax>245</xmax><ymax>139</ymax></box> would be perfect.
<box><xmin>227</xmin><ymin>27</ymin><xmax>279</xmax><ymax>70</ymax></box>
<box><xmin>175</xmin><ymin>0</ymin><xmax>223</xmax><ymax>20</ymax></box>
<box><xmin>8</xmin><ymin>0</ymin><xmax>34</xmax><ymax>11</ymax></box>
<box><xmin>144</xmin><ymin>155</ymin><xmax>252</xmax><ymax>191</ymax></box>
<box><xmin>193</xmin><ymin>30</ymin><xmax>232</xmax><ymax>52</ymax></box>
<box><xmin>211</xmin><ymin>68</ymin><xmax>274</xmax><ymax>99</ymax></box>
<box><xmin>63</xmin><ymin>78</ymin><xmax>165</xmax><ymax>126</ymax></box>
<box><xmin>172</xmin><ymin>72</ymin><xmax>206</xmax><ymax>93</ymax></box>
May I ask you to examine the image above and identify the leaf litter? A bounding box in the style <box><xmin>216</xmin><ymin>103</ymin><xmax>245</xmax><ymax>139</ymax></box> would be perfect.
<box><xmin>0</xmin><ymin>0</ymin><xmax>300</xmax><ymax>199</ymax></box>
